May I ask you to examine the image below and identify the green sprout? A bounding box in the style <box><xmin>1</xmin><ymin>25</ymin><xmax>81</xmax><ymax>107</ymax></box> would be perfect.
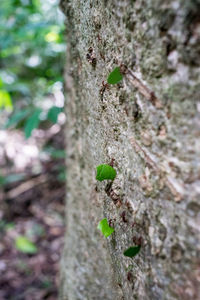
<box><xmin>97</xmin><ymin>218</ymin><xmax>114</xmax><ymax>238</ymax></box>
<box><xmin>96</xmin><ymin>164</ymin><xmax>116</xmax><ymax>181</ymax></box>
<box><xmin>107</xmin><ymin>66</ymin><xmax>123</xmax><ymax>84</ymax></box>
<box><xmin>123</xmin><ymin>245</ymin><xmax>141</xmax><ymax>258</ymax></box>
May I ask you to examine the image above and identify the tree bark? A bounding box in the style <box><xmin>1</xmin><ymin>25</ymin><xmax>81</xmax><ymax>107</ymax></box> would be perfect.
<box><xmin>60</xmin><ymin>1</ymin><xmax>200</xmax><ymax>299</ymax></box>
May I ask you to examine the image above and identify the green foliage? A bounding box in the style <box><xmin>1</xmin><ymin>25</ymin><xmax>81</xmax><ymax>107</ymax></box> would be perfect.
<box><xmin>57</xmin><ymin>165</ymin><xmax>66</xmax><ymax>182</ymax></box>
<box><xmin>5</xmin><ymin>108</ymin><xmax>31</xmax><ymax>128</ymax></box>
<box><xmin>0</xmin><ymin>0</ymin><xmax>65</xmax><ymax>137</ymax></box>
<box><xmin>0</xmin><ymin>77</ymin><xmax>13</xmax><ymax>111</ymax></box>
<box><xmin>0</xmin><ymin>221</ymin><xmax>15</xmax><ymax>233</ymax></box>
<box><xmin>50</xmin><ymin>149</ymin><xmax>65</xmax><ymax>159</ymax></box>
<box><xmin>96</xmin><ymin>164</ymin><xmax>116</xmax><ymax>181</ymax></box>
<box><xmin>3</xmin><ymin>173</ymin><xmax>25</xmax><ymax>184</ymax></box>
<box><xmin>0</xmin><ymin>173</ymin><xmax>25</xmax><ymax>186</ymax></box>
<box><xmin>0</xmin><ymin>89</ymin><xmax>13</xmax><ymax>111</ymax></box>
<box><xmin>107</xmin><ymin>67</ymin><xmax>123</xmax><ymax>84</ymax></box>
<box><xmin>15</xmin><ymin>236</ymin><xmax>38</xmax><ymax>254</ymax></box>
<box><xmin>47</xmin><ymin>106</ymin><xmax>62</xmax><ymax>123</ymax></box>
<box><xmin>0</xmin><ymin>175</ymin><xmax>5</xmax><ymax>186</ymax></box>
<box><xmin>123</xmin><ymin>246</ymin><xmax>141</xmax><ymax>258</ymax></box>
<box><xmin>5</xmin><ymin>105</ymin><xmax>63</xmax><ymax>138</ymax></box>
<box><xmin>44</xmin><ymin>147</ymin><xmax>65</xmax><ymax>159</ymax></box>
<box><xmin>5</xmin><ymin>222</ymin><xmax>15</xmax><ymax>231</ymax></box>
<box><xmin>24</xmin><ymin>108</ymin><xmax>42</xmax><ymax>139</ymax></box>
<box><xmin>41</xmin><ymin>278</ymin><xmax>53</xmax><ymax>289</ymax></box>
<box><xmin>97</xmin><ymin>218</ymin><xmax>114</xmax><ymax>238</ymax></box>
<box><xmin>0</xmin><ymin>0</ymin><xmax>65</xmax><ymax>98</ymax></box>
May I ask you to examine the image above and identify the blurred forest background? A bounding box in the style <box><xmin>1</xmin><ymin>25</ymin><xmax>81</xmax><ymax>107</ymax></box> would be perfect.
<box><xmin>0</xmin><ymin>0</ymin><xmax>66</xmax><ymax>299</ymax></box>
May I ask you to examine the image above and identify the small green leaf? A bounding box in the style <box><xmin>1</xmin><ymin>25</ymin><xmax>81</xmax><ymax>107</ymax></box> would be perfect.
<box><xmin>107</xmin><ymin>67</ymin><xmax>123</xmax><ymax>84</ymax></box>
<box><xmin>24</xmin><ymin>108</ymin><xmax>42</xmax><ymax>139</ymax></box>
<box><xmin>96</xmin><ymin>164</ymin><xmax>116</xmax><ymax>181</ymax></box>
<box><xmin>123</xmin><ymin>246</ymin><xmax>141</xmax><ymax>258</ymax></box>
<box><xmin>97</xmin><ymin>218</ymin><xmax>114</xmax><ymax>238</ymax></box>
<box><xmin>47</xmin><ymin>106</ymin><xmax>62</xmax><ymax>123</ymax></box>
<box><xmin>15</xmin><ymin>236</ymin><xmax>38</xmax><ymax>254</ymax></box>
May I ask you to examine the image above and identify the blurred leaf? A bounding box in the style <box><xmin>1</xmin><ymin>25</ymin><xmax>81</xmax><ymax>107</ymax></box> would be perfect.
<box><xmin>52</xmin><ymin>150</ymin><xmax>65</xmax><ymax>159</ymax></box>
<box><xmin>0</xmin><ymin>220</ymin><xmax>6</xmax><ymax>231</ymax></box>
<box><xmin>0</xmin><ymin>89</ymin><xmax>13</xmax><ymax>111</ymax></box>
<box><xmin>0</xmin><ymin>175</ymin><xmax>5</xmax><ymax>186</ymax></box>
<box><xmin>0</xmin><ymin>77</ymin><xmax>3</xmax><ymax>88</ymax></box>
<box><xmin>15</xmin><ymin>236</ymin><xmax>38</xmax><ymax>254</ymax></box>
<box><xmin>4</xmin><ymin>173</ymin><xmax>25</xmax><ymax>184</ymax></box>
<box><xmin>107</xmin><ymin>67</ymin><xmax>123</xmax><ymax>85</ymax></box>
<box><xmin>24</xmin><ymin>108</ymin><xmax>42</xmax><ymax>138</ymax></box>
<box><xmin>123</xmin><ymin>246</ymin><xmax>141</xmax><ymax>258</ymax></box>
<box><xmin>5</xmin><ymin>108</ymin><xmax>31</xmax><ymax>128</ymax></box>
<box><xmin>58</xmin><ymin>170</ymin><xmax>66</xmax><ymax>182</ymax></box>
<box><xmin>0</xmin><ymin>221</ymin><xmax>14</xmax><ymax>232</ymax></box>
<box><xmin>45</xmin><ymin>31</ymin><xmax>60</xmax><ymax>43</ymax></box>
<box><xmin>97</xmin><ymin>218</ymin><xmax>114</xmax><ymax>238</ymax></box>
<box><xmin>47</xmin><ymin>106</ymin><xmax>62</xmax><ymax>123</ymax></box>
<box><xmin>42</xmin><ymin>147</ymin><xmax>65</xmax><ymax>159</ymax></box>
<box><xmin>5</xmin><ymin>222</ymin><xmax>15</xmax><ymax>230</ymax></box>
<box><xmin>96</xmin><ymin>164</ymin><xmax>116</xmax><ymax>181</ymax></box>
<box><xmin>41</xmin><ymin>278</ymin><xmax>52</xmax><ymax>288</ymax></box>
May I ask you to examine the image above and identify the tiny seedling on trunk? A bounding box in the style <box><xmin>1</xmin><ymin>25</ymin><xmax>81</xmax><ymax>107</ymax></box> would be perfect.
<box><xmin>123</xmin><ymin>245</ymin><xmax>141</xmax><ymax>258</ymax></box>
<box><xmin>107</xmin><ymin>66</ymin><xmax>123</xmax><ymax>84</ymax></box>
<box><xmin>97</xmin><ymin>218</ymin><xmax>114</xmax><ymax>238</ymax></box>
<box><xmin>96</xmin><ymin>164</ymin><xmax>116</xmax><ymax>181</ymax></box>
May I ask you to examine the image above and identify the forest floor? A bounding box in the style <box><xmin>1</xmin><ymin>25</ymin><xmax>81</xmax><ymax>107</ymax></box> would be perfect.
<box><xmin>0</xmin><ymin>126</ymin><xmax>66</xmax><ymax>300</ymax></box>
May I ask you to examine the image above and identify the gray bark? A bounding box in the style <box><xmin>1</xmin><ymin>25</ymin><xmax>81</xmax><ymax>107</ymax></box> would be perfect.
<box><xmin>59</xmin><ymin>1</ymin><xmax>200</xmax><ymax>299</ymax></box>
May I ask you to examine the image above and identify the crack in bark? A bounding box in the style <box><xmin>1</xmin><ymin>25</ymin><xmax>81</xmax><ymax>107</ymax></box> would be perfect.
<box><xmin>129</xmin><ymin>136</ymin><xmax>185</xmax><ymax>201</ymax></box>
<box><xmin>126</xmin><ymin>69</ymin><xmax>163</xmax><ymax>108</ymax></box>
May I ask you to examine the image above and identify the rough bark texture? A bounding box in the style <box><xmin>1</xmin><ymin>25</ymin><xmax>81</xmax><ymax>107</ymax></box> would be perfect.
<box><xmin>60</xmin><ymin>1</ymin><xmax>200</xmax><ymax>299</ymax></box>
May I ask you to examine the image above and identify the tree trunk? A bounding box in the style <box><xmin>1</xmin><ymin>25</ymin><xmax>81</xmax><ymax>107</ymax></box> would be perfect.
<box><xmin>59</xmin><ymin>1</ymin><xmax>200</xmax><ymax>299</ymax></box>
